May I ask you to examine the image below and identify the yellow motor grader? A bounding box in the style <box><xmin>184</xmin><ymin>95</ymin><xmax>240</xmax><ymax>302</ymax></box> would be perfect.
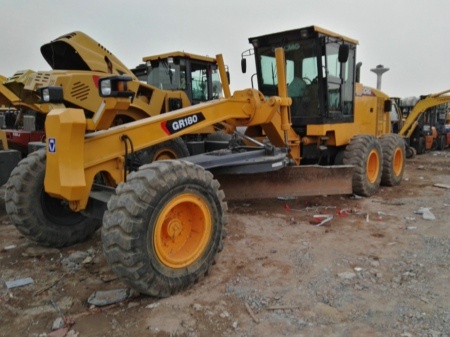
<box><xmin>5</xmin><ymin>26</ymin><xmax>405</xmax><ymax>297</ymax></box>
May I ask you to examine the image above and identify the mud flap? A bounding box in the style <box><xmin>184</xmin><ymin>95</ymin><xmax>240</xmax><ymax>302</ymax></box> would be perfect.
<box><xmin>215</xmin><ymin>165</ymin><xmax>354</xmax><ymax>201</ymax></box>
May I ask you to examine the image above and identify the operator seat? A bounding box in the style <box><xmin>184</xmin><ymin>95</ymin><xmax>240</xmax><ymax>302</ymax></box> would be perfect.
<box><xmin>288</xmin><ymin>77</ymin><xmax>306</xmax><ymax>117</ymax></box>
<box><xmin>288</xmin><ymin>77</ymin><xmax>306</xmax><ymax>97</ymax></box>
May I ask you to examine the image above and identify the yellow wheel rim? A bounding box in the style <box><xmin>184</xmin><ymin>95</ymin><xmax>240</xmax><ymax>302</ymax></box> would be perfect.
<box><xmin>392</xmin><ymin>147</ymin><xmax>403</xmax><ymax>176</ymax></box>
<box><xmin>366</xmin><ymin>149</ymin><xmax>380</xmax><ymax>184</ymax></box>
<box><xmin>153</xmin><ymin>149</ymin><xmax>178</xmax><ymax>161</ymax></box>
<box><xmin>154</xmin><ymin>193</ymin><xmax>212</xmax><ymax>269</ymax></box>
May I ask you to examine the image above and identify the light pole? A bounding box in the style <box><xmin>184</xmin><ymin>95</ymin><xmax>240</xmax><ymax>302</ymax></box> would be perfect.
<box><xmin>370</xmin><ymin>64</ymin><xmax>389</xmax><ymax>90</ymax></box>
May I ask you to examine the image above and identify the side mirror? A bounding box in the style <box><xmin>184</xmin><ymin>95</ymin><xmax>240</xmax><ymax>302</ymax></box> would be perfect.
<box><xmin>355</xmin><ymin>62</ymin><xmax>362</xmax><ymax>83</ymax></box>
<box><xmin>338</xmin><ymin>44</ymin><xmax>349</xmax><ymax>63</ymax></box>
<box><xmin>241</xmin><ymin>58</ymin><xmax>247</xmax><ymax>73</ymax></box>
<box><xmin>384</xmin><ymin>99</ymin><xmax>392</xmax><ymax>113</ymax></box>
<box><xmin>227</xmin><ymin>71</ymin><xmax>231</xmax><ymax>85</ymax></box>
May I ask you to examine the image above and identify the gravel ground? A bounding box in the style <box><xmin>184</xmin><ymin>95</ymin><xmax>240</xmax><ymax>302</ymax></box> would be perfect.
<box><xmin>1</xmin><ymin>151</ymin><xmax>450</xmax><ymax>337</ymax></box>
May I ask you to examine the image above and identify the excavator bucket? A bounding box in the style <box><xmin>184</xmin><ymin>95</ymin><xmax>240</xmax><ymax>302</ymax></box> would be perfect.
<box><xmin>215</xmin><ymin>165</ymin><xmax>354</xmax><ymax>200</ymax></box>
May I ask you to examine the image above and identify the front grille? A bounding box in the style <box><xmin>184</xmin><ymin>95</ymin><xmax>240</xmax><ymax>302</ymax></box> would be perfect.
<box><xmin>33</xmin><ymin>72</ymin><xmax>52</xmax><ymax>86</ymax></box>
<box><xmin>70</xmin><ymin>82</ymin><xmax>90</xmax><ymax>101</ymax></box>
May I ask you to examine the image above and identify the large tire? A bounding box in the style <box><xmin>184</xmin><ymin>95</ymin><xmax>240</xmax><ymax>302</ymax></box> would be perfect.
<box><xmin>205</xmin><ymin>130</ymin><xmax>232</xmax><ymax>142</ymax></box>
<box><xmin>417</xmin><ymin>136</ymin><xmax>426</xmax><ymax>154</ymax></box>
<box><xmin>205</xmin><ymin>130</ymin><xmax>235</xmax><ymax>152</ymax></box>
<box><xmin>343</xmin><ymin>135</ymin><xmax>382</xmax><ymax>197</ymax></box>
<box><xmin>437</xmin><ymin>135</ymin><xmax>446</xmax><ymax>151</ymax></box>
<box><xmin>102</xmin><ymin>160</ymin><xmax>227</xmax><ymax>297</ymax></box>
<box><xmin>135</xmin><ymin>137</ymin><xmax>190</xmax><ymax>165</ymax></box>
<box><xmin>380</xmin><ymin>134</ymin><xmax>405</xmax><ymax>186</ymax></box>
<box><xmin>405</xmin><ymin>146</ymin><xmax>417</xmax><ymax>159</ymax></box>
<box><xmin>5</xmin><ymin>149</ymin><xmax>101</xmax><ymax>247</ymax></box>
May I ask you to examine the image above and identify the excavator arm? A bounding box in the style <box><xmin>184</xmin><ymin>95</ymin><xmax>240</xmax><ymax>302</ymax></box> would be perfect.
<box><xmin>398</xmin><ymin>89</ymin><xmax>450</xmax><ymax>138</ymax></box>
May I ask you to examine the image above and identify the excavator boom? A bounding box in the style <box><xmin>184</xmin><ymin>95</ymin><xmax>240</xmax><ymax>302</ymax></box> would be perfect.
<box><xmin>398</xmin><ymin>89</ymin><xmax>450</xmax><ymax>138</ymax></box>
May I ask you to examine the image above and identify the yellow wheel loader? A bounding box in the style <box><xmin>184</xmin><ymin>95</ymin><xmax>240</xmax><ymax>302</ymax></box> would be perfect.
<box><xmin>0</xmin><ymin>32</ymin><xmax>230</xmax><ymax>184</ymax></box>
<box><xmin>5</xmin><ymin>26</ymin><xmax>405</xmax><ymax>297</ymax></box>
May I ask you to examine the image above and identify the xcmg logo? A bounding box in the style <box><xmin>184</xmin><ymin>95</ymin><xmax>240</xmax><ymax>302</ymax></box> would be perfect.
<box><xmin>161</xmin><ymin>113</ymin><xmax>206</xmax><ymax>135</ymax></box>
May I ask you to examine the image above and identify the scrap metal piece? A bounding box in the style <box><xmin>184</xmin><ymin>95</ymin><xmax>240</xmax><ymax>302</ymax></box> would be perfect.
<box><xmin>6</xmin><ymin>277</ymin><xmax>34</xmax><ymax>289</ymax></box>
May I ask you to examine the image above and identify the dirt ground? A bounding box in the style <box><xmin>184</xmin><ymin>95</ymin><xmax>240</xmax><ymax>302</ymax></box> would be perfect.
<box><xmin>1</xmin><ymin>151</ymin><xmax>450</xmax><ymax>337</ymax></box>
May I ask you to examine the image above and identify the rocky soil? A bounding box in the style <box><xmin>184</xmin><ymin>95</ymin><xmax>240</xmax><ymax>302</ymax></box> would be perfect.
<box><xmin>1</xmin><ymin>151</ymin><xmax>450</xmax><ymax>337</ymax></box>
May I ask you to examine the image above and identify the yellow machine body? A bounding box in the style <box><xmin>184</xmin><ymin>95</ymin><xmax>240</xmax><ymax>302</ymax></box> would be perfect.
<box><xmin>4</xmin><ymin>27</ymin><xmax>412</xmax><ymax>300</ymax></box>
<box><xmin>1</xmin><ymin>32</ymin><xmax>223</xmax><ymax>134</ymax></box>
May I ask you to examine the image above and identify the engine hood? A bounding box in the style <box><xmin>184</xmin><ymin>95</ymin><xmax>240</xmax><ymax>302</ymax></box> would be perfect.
<box><xmin>40</xmin><ymin>31</ymin><xmax>136</xmax><ymax>79</ymax></box>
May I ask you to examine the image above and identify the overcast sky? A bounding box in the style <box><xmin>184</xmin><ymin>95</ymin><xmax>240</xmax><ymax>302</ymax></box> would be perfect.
<box><xmin>1</xmin><ymin>0</ymin><xmax>449</xmax><ymax>99</ymax></box>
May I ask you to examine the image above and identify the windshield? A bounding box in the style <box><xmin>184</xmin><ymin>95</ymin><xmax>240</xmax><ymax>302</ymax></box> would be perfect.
<box><xmin>257</xmin><ymin>39</ymin><xmax>321</xmax><ymax>117</ymax></box>
<box><xmin>258</xmin><ymin>40</ymin><xmax>318</xmax><ymax>89</ymax></box>
<box><xmin>147</xmin><ymin>60</ymin><xmax>183</xmax><ymax>90</ymax></box>
<box><xmin>255</xmin><ymin>37</ymin><xmax>355</xmax><ymax>121</ymax></box>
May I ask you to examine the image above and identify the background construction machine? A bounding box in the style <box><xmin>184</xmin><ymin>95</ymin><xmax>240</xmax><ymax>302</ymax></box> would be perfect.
<box><xmin>5</xmin><ymin>26</ymin><xmax>405</xmax><ymax>297</ymax></box>
<box><xmin>0</xmin><ymin>32</ymin><xmax>230</xmax><ymax>184</ymax></box>
<box><xmin>397</xmin><ymin>90</ymin><xmax>450</xmax><ymax>157</ymax></box>
<box><xmin>132</xmin><ymin>51</ymin><xmax>226</xmax><ymax>104</ymax></box>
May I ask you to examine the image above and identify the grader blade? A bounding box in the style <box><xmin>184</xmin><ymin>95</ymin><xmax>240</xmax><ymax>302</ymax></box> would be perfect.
<box><xmin>215</xmin><ymin>165</ymin><xmax>354</xmax><ymax>201</ymax></box>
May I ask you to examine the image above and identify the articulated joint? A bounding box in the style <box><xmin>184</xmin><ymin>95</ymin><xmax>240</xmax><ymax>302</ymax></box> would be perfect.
<box><xmin>280</xmin><ymin>96</ymin><xmax>292</xmax><ymax>107</ymax></box>
<box><xmin>301</xmin><ymin>136</ymin><xmax>319</xmax><ymax>146</ymax></box>
<box><xmin>266</xmin><ymin>96</ymin><xmax>292</xmax><ymax>107</ymax></box>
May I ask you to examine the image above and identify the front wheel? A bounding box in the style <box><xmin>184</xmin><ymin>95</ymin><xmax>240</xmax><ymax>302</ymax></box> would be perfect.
<box><xmin>5</xmin><ymin>149</ymin><xmax>100</xmax><ymax>247</ymax></box>
<box><xmin>102</xmin><ymin>160</ymin><xmax>227</xmax><ymax>297</ymax></box>
<box><xmin>343</xmin><ymin>135</ymin><xmax>382</xmax><ymax>197</ymax></box>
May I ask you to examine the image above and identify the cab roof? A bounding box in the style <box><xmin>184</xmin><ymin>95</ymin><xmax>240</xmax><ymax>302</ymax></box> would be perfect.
<box><xmin>249</xmin><ymin>25</ymin><xmax>359</xmax><ymax>45</ymax></box>
<box><xmin>142</xmin><ymin>52</ymin><xmax>216</xmax><ymax>64</ymax></box>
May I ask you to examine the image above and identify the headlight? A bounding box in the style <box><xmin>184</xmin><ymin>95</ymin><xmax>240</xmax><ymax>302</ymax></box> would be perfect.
<box><xmin>42</xmin><ymin>88</ymin><xmax>50</xmax><ymax>102</ymax></box>
<box><xmin>98</xmin><ymin>76</ymin><xmax>134</xmax><ymax>98</ymax></box>
<box><xmin>100</xmin><ymin>79</ymin><xmax>112</xmax><ymax>96</ymax></box>
<box><xmin>37</xmin><ymin>86</ymin><xmax>64</xmax><ymax>103</ymax></box>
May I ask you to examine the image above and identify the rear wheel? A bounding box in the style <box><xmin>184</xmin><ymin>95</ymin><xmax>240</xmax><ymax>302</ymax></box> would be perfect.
<box><xmin>5</xmin><ymin>149</ymin><xmax>100</xmax><ymax>247</ymax></box>
<box><xmin>343</xmin><ymin>135</ymin><xmax>382</xmax><ymax>197</ymax></box>
<box><xmin>102</xmin><ymin>160</ymin><xmax>226</xmax><ymax>297</ymax></box>
<box><xmin>380</xmin><ymin>134</ymin><xmax>405</xmax><ymax>186</ymax></box>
